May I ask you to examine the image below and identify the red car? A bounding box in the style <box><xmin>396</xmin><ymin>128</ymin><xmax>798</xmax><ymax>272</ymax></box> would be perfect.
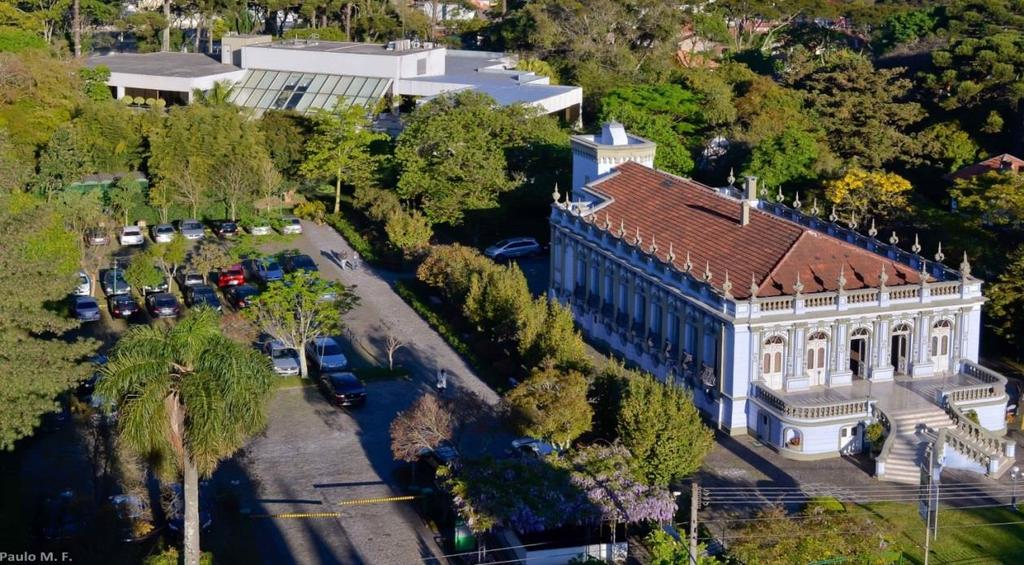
<box><xmin>217</xmin><ymin>264</ymin><xmax>245</xmax><ymax>288</ymax></box>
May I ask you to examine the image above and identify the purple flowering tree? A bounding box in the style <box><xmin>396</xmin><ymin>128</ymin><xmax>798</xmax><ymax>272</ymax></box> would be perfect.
<box><xmin>559</xmin><ymin>444</ymin><xmax>677</xmax><ymax>525</ymax></box>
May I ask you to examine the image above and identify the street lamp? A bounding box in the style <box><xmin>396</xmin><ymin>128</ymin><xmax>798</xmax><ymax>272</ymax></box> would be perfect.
<box><xmin>1011</xmin><ymin>466</ymin><xmax>1021</xmax><ymax>512</ymax></box>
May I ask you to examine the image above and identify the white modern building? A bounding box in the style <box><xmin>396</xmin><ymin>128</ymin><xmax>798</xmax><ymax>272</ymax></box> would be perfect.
<box><xmin>551</xmin><ymin>123</ymin><xmax>1016</xmax><ymax>483</ymax></box>
<box><xmin>86</xmin><ymin>36</ymin><xmax>582</xmax><ymax>120</ymax></box>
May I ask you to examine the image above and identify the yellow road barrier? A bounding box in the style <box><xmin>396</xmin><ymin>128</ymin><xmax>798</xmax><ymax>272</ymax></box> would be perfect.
<box><xmin>251</xmin><ymin>495</ymin><xmax>421</xmax><ymax>519</ymax></box>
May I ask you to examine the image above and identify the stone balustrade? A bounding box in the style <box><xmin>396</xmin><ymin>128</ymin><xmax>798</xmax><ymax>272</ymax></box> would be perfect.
<box><xmin>944</xmin><ymin>401</ymin><xmax>1014</xmax><ymax>458</ymax></box>
<box><xmin>753</xmin><ymin>383</ymin><xmax>870</xmax><ymax>420</ymax></box>
<box><xmin>872</xmin><ymin>404</ymin><xmax>897</xmax><ymax>479</ymax></box>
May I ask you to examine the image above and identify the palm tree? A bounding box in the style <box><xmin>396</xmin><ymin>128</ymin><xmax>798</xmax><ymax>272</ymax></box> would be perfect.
<box><xmin>97</xmin><ymin>309</ymin><xmax>274</xmax><ymax>565</ymax></box>
<box><xmin>191</xmin><ymin>80</ymin><xmax>236</xmax><ymax>107</ymax></box>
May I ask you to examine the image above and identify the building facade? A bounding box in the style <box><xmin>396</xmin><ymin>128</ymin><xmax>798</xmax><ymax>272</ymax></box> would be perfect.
<box><xmin>550</xmin><ymin>125</ymin><xmax>1013</xmax><ymax>477</ymax></box>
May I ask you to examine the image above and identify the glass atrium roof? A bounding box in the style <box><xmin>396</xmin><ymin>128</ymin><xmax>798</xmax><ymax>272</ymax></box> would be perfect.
<box><xmin>229</xmin><ymin>70</ymin><xmax>391</xmax><ymax>115</ymax></box>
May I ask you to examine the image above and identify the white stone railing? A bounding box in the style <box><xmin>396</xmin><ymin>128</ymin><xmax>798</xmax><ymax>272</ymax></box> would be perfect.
<box><xmin>752</xmin><ymin>383</ymin><xmax>871</xmax><ymax>420</ymax></box>
<box><xmin>943</xmin><ymin>401</ymin><xmax>1015</xmax><ymax>459</ymax></box>
<box><xmin>889</xmin><ymin>286</ymin><xmax>919</xmax><ymax>301</ymax></box>
<box><xmin>872</xmin><ymin>404</ymin><xmax>897</xmax><ymax>479</ymax></box>
<box><xmin>759</xmin><ymin>296</ymin><xmax>794</xmax><ymax>312</ymax></box>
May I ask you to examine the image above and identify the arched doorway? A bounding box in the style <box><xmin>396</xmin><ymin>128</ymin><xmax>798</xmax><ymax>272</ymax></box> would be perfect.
<box><xmin>931</xmin><ymin>320</ymin><xmax>952</xmax><ymax>374</ymax></box>
<box><xmin>849</xmin><ymin>327</ymin><xmax>869</xmax><ymax>378</ymax></box>
<box><xmin>891</xmin><ymin>323</ymin><xmax>912</xmax><ymax>375</ymax></box>
<box><xmin>805</xmin><ymin>331</ymin><xmax>828</xmax><ymax>386</ymax></box>
<box><xmin>761</xmin><ymin>335</ymin><xmax>785</xmax><ymax>389</ymax></box>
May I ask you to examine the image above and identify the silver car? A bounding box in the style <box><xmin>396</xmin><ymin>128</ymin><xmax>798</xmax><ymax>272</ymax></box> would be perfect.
<box><xmin>152</xmin><ymin>223</ymin><xmax>176</xmax><ymax>243</ymax></box>
<box><xmin>263</xmin><ymin>341</ymin><xmax>301</xmax><ymax>376</ymax></box>
<box><xmin>305</xmin><ymin>337</ymin><xmax>348</xmax><ymax>372</ymax></box>
<box><xmin>74</xmin><ymin>271</ymin><xmax>91</xmax><ymax>296</ymax></box>
<box><xmin>179</xmin><ymin>219</ymin><xmax>205</xmax><ymax>240</ymax></box>
<box><xmin>280</xmin><ymin>216</ymin><xmax>303</xmax><ymax>235</ymax></box>
<box><xmin>484</xmin><ymin>237</ymin><xmax>542</xmax><ymax>260</ymax></box>
<box><xmin>119</xmin><ymin>226</ymin><xmax>144</xmax><ymax>246</ymax></box>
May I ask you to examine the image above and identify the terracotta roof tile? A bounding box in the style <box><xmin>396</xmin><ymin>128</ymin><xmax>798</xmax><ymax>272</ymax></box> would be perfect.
<box><xmin>948</xmin><ymin>153</ymin><xmax>1024</xmax><ymax>181</ymax></box>
<box><xmin>583</xmin><ymin>162</ymin><xmax>923</xmax><ymax>299</ymax></box>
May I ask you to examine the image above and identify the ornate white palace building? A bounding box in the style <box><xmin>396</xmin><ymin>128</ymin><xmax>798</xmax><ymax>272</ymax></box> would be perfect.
<box><xmin>551</xmin><ymin>124</ymin><xmax>1016</xmax><ymax>482</ymax></box>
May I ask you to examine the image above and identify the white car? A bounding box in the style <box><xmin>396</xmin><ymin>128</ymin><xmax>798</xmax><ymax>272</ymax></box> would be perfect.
<box><xmin>249</xmin><ymin>223</ymin><xmax>273</xmax><ymax>236</ymax></box>
<box><xmin>152</xmin><ymin>223</ymin><xmax>176</xmax><ymax>243</ymax></box>
<box><xmin>280</xmin><ymin>216</ymin><xmax>303</xmax><ymax>235</ymax></box>
<box><xmin>119</xmin><ymin>226</ymin><xmax>144</xmax><ymax>246</ymax></box>
<box><xmin>74</xmin><ymin>271</ymin><xmax>91</xmax><ymax>296</ymax></box>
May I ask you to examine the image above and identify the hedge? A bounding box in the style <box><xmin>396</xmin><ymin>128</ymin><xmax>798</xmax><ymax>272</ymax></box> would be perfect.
<box><xmin>325</xmin><ymin>213</ymin><xmax>379</xmax><ymax>263</ymax></box>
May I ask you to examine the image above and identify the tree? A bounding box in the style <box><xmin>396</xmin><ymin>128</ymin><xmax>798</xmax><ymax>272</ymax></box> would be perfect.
<box><xmin>258</xmin><ymin>110</ymin><xmax>311</xmax><ymax>178</ymax></box>
<box><xmin>599</xmin><ymin>84</ymin><xmax>705</xmax><ymax>176</ymax></box>
<box><xmin>618</xmin><ymin>373</ymin><xmax>714</xmax><ymax>486</ymax></box>
<box><xmin>300</xmin><ymin>104</ymin><xmax>384</xmax><ymax>215</ymax></box>
<box><xmin>191</xmin><ymin>80</ymin><xmax>234</xmax><ymax>107</ymax></box>
<box><xmin>389</xmin><ymin>393</ymin><xmax>454</xmax><ymax>464</ymax></box>
<box><xmin>57</xmin><ymin>189</ymin><xmax>106</xmax><ymax>248</ymax></box>
<box><xmin>646</xmin><ymin>529</ymin><xmax>720</xmax><ymax>565</ymax></box>
<box><xmin>743</xmin><ymin>126</ymin><xmax>824</xmax><ymax>189</ymax></box>
<box><xmin>247</xmin><ymin>271</ymin><xmax>358</xmax><ymax>377</ymax></box>
<box><xmin>381</xmin><ymin>323</ymin><xmax>405</xmax><ymax>370</ymax></box>
<box><xmin>97</xmin><ymin>310</ymin><xmax>274</xmax><ymax>565</ymax></box>
<box><xmin>384</xmin><ymin>209</ymin><xmax>433</xmax><ymax>256</ymax></box>
<box><xmin>189</xmin><ymin>240</ymin><xmax>232</xmax><ymax>283</ymax></box>
<box><xmin>464</xmin><ymin>263</ymin><xmax>534</xmax><ymax>345</ymax></box>
<box><xmin>951</xmin><ymin>171</ymin><xmax>1024</xmax><ymax>226</ymax></box>
<box><xmin>525</xmin><ymin>299</ymin><xmax>588</xmax><ymax>370</ymax></box>
<box><xmin>824</xmin><ymin>169</ymin><xmax>912</xmax><ymax>223</ymax></box>
<box><xmin>915</xmin><ymin>122</ymin><xmax>979</xmax><ymax>174</ymax></box>
<box><xmin>504</xmin><ymin>366</ymin><xmax>592</xmax><ymax>449</ymax></box>
<box><xmin>416</xmin><ymin>244</ymin><xmax>496</xmax><ymax>301</ymax></box>
<box><xmin>0</xmin><ymin>193</ymin><xmax>96</xmax><ymax>449</ymax></box>
<box><xmin>124</xmin><ymin>251</ymin><xmax>165</xmax><ymax>291</ymax></box>
<box><xmin>148</xmin><ymin>235</ymin><xmax>189</xmax><ymax>282</ymax></box>
<box><xmin>34</xmin><ymin>124</ymin><xmax>91</xmax><ymax>202</ymax></box>
<box><xmin>985</xmin><ymin>246</ymin><xmax>1024</xmax><ymax>351</ymax></box>
<box><xmin>108</xmin><ymin>176</ymin><xmax>144</xmax><ymax>226</ymax></box>
<box><xmin>0</xmin><ymin>129</ymin><xmax>31</xmax><ymax>192</ymax></box>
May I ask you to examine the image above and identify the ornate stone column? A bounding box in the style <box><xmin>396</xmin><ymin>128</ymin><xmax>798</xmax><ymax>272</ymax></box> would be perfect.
<box><xmin>911</xmin><ymin>311</ymin><xmax>935</xmax><ymax>378</ymax></box>
<box><xmin>829</xmin><ymin>321</ymin><xmax>853</xmax><ymax>387</ymax></box>
<box><xmin>869</xmin><ymin>316</ymin><xmax>894</xmax><ymax>382</ymax></box>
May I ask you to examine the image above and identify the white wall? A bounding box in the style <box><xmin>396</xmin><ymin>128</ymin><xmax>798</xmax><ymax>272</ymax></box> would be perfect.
<box><xmin>240</xmin><ymin>45</ymin><xmax>446</xmax><ymax>83</ymax></box>
<box><xmin>107</xmin><ymin>69</ymin><xmax>247</xmax><ymax>95</ymax></box>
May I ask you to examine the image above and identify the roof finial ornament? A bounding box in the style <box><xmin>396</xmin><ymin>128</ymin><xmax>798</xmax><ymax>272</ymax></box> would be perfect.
<box><xmin>551</xmin><ymin>183</ymin><xmax>561</xmax><ymax>203</ymax></box>
<box><xmin>919</xmin><ymin>257</ymin><xmax>928</xmax><ymax>278</ymax></box>
<box><xmin>703</xmin><ymin>260</ymin><xmax>713</xmax><ymax>282</ymax></box>
<box><xmin>911</xmin><ymin>233</ymin><xmax>922</xmax><ymax>254</ymax></box>
<box><xmin>633</xmin><ymin>226</ymin><xmax>642</xmax><ymax>246</ymax></box>
<box><xmin>847</xmin><ymin>212</ymin><xmax>858</xmax><ymax>230</ymax></box>
<box><xmin>934</xmin><ymin>242</ymin><xmax>945</xmax><ymax>263</ymax></box>
<box><xmin>810</xmin><ymin>197</ymin><xmax>820</xmax><ymax>216</ymax></box>
<box><xmin>727</xmin><ymin>168</ymin><xmax>736</xmax><ymax>187</ymax></box>
<box><xmin>603</xmin><ymin>212</ymin><xmax>612</xmax><ymax>230</ymax></box>
<box><xmin>749</xmin><ymin>273</ymin><xmax>759</xmax><ymax>299</ymax></box>
<box><xmin>889</xmin><ymin>231</ymin><xmax>899</xmax><ymax>246</ymax></box>
<box><xmin>722</xmin><ymin>271</ymin><xmax>733</xmax><ymax>298</ymax></box>
<box><xmin>618</xmin><ymin>218</ymin><xmax>626</xmax><ymax>238</ymax></box>
<box><xmin>666</xmin><ymin>242</ymin><xmax>676</xmax><ymax>263</ymax></box>
<box><xmin>793</xmin><ymin>191</ymin><xmax>802</xmax><ymax>209</ymax></box>
<box><xmin>868</xmin><ymin>218</ymin><xmax>878</xmax><ymax>238</ymax></box>
<box><xmin>838</xmin><ymin>264</ymin><xmax>847</xmax><ymax>291</ymax></box>
<box><xmin>793</xmin><ymin>272</ymin><xmax>804</xmax><ymax>295</ymax></box>
<box><xmin>879</xmin><ymin>263</ymin><xmax>889</xmax><ymax>288</ymax></box>
<box><xmin>683</xmin><ymin>251</ymin><xmax>693</xmax><ymax>273</ymax></box>
<box><xmin>960</xmin><ymin>252</ymin><xmax>972</xmax><ymax>278</ymax></box>
<box><xmin>829</xmin><ymin>205</ymin><xmax>838</xmax><ymax>223</ymax></box>
<box><xmin>776</xmin><ymin>185</ymin><xmax>785</xmax><ymax>204</ymax></box>
<box><xmin>648</xmin><ymin>234</ymin><xmax>658</xmax><ymax>255</ymax></box>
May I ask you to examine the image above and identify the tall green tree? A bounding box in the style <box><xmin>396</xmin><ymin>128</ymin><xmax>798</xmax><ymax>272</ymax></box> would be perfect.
<box><xmin>247</xmin><ymin>271</ymin><xmax>358</xmax><ymax>377</ymax></box>
<box><xmin>34</xmin><ymin>123</ymin><xmax>92</xmax><ymax>202</ymax></box>
<box><xmin>0</xmin><ymin>193</ymin><xmax>96</xmax><ymax>449</ymax></box>
<box><xmin>300</xmin><ymin>103</ymin><xmax>384</xmax><ymax>215</ymax></box>
<box><xmin>504</xmin><ymin>365</ymin><xmax>592</xmax><ymax>449</ymax></box>
<box><xmin>742</xmin><ymin>126</ymin><xmax>824</xmax><ymax>189</ymax></box>
<box><xmin>618</xmin><ymin>373</ymin><xmax>714</xmax><ymax>486</ymax></box>
<box><xmin>97</xmin><ymin>310</ymin><xmax>274</xmax><ymax>565</ymax></box>
<box><xmin>987</xmin><ymin>246</ymin><xmax>1024</xmax><ymax>352</ymax></box>
<box><xmin>108</xmin><ymin>176</ymin><xmax>144</xmax><ymax>225</ymax></box>
<box><xmin>951</xmin><ymin>170</ymin><xmax>1024</xmax><ymax>226</ymax></box>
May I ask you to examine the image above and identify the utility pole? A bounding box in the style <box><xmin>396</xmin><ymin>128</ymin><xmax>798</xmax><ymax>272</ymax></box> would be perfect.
<box><xmin>689</xmin><ymin>481</ymin><xmax>700</xmax><ymax>565</ymax></box>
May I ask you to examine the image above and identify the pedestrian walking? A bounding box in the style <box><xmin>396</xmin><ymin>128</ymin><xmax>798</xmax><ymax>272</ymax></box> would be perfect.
<box><xmin>436</xmin><ymin>368</ymin><xmax>448</xmax><ymax>394</ymax></box>
<box><xmin>351</xmin><ymin>251</ymin><xmax>360</xmax><ymax>270</ymax></box>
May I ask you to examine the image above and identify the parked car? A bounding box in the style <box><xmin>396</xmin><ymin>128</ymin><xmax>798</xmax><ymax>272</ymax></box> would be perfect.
<box><xmin>119</xmin><ymin>226</ymin><xmax>145</xmax><ymax>246</ymax></box>
<box><xmin>175</xmin><ymin>272</ymin><xmax>205</xmax><ymax>292</ymax></box>
<box><xmin>224</xmin><ymin>284</ymin><xmax>259</xmax><ymax>310</ymax></box>
<box><xmin>305</xmin><ymin>336</ymin><xmax>348</xmax><ymax>372</ymax></box>
<box><xmin>216</xmin><ymin>221</ymin><xmax>239</xmax><ymax>239</ymax></box>
<box><xmin>107</xmin><ymin>294</ymin><xmax>140</xmax><ymax>319</ymax></box>
<box><xmin>152</xmin><ymin>223</ymin><xmax>176</xmax><ymax>243</ymax></box>
<box><xmin>510</xmin><ymin>437</ymin><xmax>559</xmax><ymax>459</ymax></box>
<box><xmin>185</xmin><ymin>284</ymin><xmax>222</xmax><ymax>312</ymax></box>
<box><xmin>216</xmin><ymin>264</ymin><xmax>246</xmax><ymax>288</ymax></box>
<box><xmin>71</xmin><ymin>295</ymin><xmax>101</xmax><ymax>322</ymax></box>
<box><xmin>86</xmin><ymin>228</ymin><xmax>110</xmax><ymax>246</ymax></box>
<box><xmin>262</xmin><ymin>341</ymin><xmax>301</xmax><ymax>376</ymax></box>
<box><xmin>283</xmin><ymin>253</ymin><xmax>319</xmax><ymax>274</ymax></box>
<box><xmin>141</xmin><ymin>276</ymin><xmax>169</xmax><ymax>296</ymax></box>
<box><xmin>244</xmin><ymin>257</ymin><xmax>284</xmax><ymax>284</ymax></box>
<box><xmin>179</xmin><ymin>219</ymin><xmax>205</xmax><ymax>240</ymax></box>
<box><xmin>101</xmin><ymin>269</ymin><xmax>131</xmax><ymax>296</ymax></box>
<box><xmin>318</xmin><ymin>371</ymin><xmax>366</xmax><ymax>407</ymax></box>
<box><xmin>280</xmin><ymin>216</ymin><xmax>303</xmax><ymax>235</ymax></box>
<box><xmin>145</xmin><ymin>292</ymin><xmax>181</xmax><ymax>318</ymax></box>
<box><xmin>483</xmin><ymin>237</ymin><xmax>542</xmax><ymax>260</ymax></box>
<box><xmin>74</xmin><ymin>271</ymin><xmax>91</xmax><ymax>296</ymax></box>
<box><xmin>248</xmin><ymin>221</ymin><xmax>273</xmax><ymax>236</ymax></box>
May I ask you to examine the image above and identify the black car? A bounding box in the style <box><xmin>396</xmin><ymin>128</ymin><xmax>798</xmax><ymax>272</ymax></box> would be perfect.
<box><xmin>101</xmin><ymin>269</ymin><xmax>131</xmax><ymax>296</ymax></box>
<box><xmin>108</xmin><ymin>294</ymin><xmax>140</xmax><ymax>319</ymax></box>
<box><xmin>283</xmin><ymin>253</ymin><xmax>319</xmax><ymax>274</ymax></box>
<box><xmin>216</xmin><ymin>221</ymin><xmax>239</xmax><ymax>239</ymax></box>
<box><xmin>145</xmin><ymin>292</ymin><xmax>181</xmax><ymax>318</ymax></box>
<box><xmin>185</xmin><ymin>284</ymin><xmax>222</xmax><ymax>312</ymax></box>
<box><xmin>224</xmin><ymin>284</ymin><xmax>259</xmax><ymax>310</ymax></box>
<box><xmin>318</xmin><ymin>371</ymin><xmax>367</xmax><ymax>407</ymax></box>
<box><xmin>71</xmin><ymin>296</ymin><xmax>101</xmax><ymax>322</ymax></box>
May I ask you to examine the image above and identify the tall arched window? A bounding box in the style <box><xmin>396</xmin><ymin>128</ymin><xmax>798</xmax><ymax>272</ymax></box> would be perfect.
<box><xmin>762</xmin><ymin>336</ymin><xmax>785</xmax><ymax>389</ymax></box>
<box><xmin>806</xmin><ymin>331</ymin><xmax>828</xmax><ymax>386</ymax></box>
<box><xmin>891</xmin><ymin>323</ymin><xmax>912</xmax><ymax>375</ymax></box>
<box><xmin>931</xmin><ymin>319</ymin><xmax>952</xmax><ymax>373</ymax></box>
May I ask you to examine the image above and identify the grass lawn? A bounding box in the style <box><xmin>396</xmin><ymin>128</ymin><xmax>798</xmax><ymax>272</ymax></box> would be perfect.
<box><xmin>852</xmin><ymin>502</ymin><xmax>1024</xmax><ymax>564</ymax></box>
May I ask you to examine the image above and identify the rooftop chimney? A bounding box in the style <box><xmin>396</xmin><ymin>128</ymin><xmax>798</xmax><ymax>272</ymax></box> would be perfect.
<box><xmin>600</xmin><ymin>122</ymin><xmax>629</xmax><ymax>146</ymax></box>
<box><xmin>741</xmin><ymin>175</ymin><xmax>758</xmax><ymax>226</ymax></box>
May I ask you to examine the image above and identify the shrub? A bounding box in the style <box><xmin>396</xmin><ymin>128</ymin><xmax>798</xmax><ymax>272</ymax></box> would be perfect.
<box><xmin>385</xmin><ymin>209</ymin><xmax>433</xmax><ymax>255</ymax></box>
<box><xmin>293</xmin><ymin>200</ymin><xmax>327</xmax><ymax>224</ymax></box>
<box><xmin>504</xmin><ymin>366</ymin><xmax>593</xmax><ymax>449</ymax></box>
<box><xmin>324</xmin><ymin>213</ymin><xmax>378</xmax><ymax>262</ymax></box>
<box><xmin>354</xmin><ymin>184</ymin><xmax>402</xmax><ymax>222</ymax></box>
<box><xmin>417</xmin><ymin>244</ymin><xmax>496</xmax><ymax>300</ymax></box>
<box><xmin>805</xmin><ymin>496</ymin><xmax>846</xmax><ymax>513</ymax></box>
<box><xmin>865</xmin><ymin>422</ymin><xmax>885</xmax><ymax>444</ymax></box>
<box><xmin>965</xmin><ymin>409</ymin><xmax>979</xmax><ymax>424</ymax></box>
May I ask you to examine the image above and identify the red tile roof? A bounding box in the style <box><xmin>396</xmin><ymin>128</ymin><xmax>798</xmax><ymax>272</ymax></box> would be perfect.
<box><xmin>948</xmin><ymin>153</ymin><xmax>1024</xmax><ymax>181</ymax></box>
<box><xmin>583</xmin><ymin>162</ymin><xmax>924</xmax><ymax>299</ymax></box>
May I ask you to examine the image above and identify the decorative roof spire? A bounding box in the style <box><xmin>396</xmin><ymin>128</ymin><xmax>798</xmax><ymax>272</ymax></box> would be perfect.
<box><xmin>722</xmin><ymin>271</ymin><xmax>733</xmax><ymax>298</ymax></box>
<box><xmin>793</xmin><ymin>272</ymin><xmax>804</xmax><ymax>295</ymax></box>
<box><xmin>666</xmin><ymin>242</ymin><xmax>676</xmax><ymax>263</ymax></box>
<box><xmin>551</xmin><ymin>183</ymin><xmax>561</xmax><ymax>203</ymax></box>
<box><xmin>810</xmin><ymin>197</ymin><xmax>820</xmax><ymax>216</ymax></box>
<box><xmin>879</xmin><ymin>263</ymin><xmax>888</xmax><ymax>287</ymax></box>
<box><xmin>683</xmin><ymin>251</ymin><xmax>693</xmax><ymax>273</ymax></box>
<box><xmin>829</xmin><ymin>205</ymin><xmax>838</xmax><ymax>223</ymax></box>
<box><xmin>960</xmin><ymin>252</ymin><xmax>972</xmax><ymax>278</ymax></box>
<box><xmin>633</xmin><ymin>226</ymin><xmax>642</xmax><ymax>246</ymax></box>
<box><xmin>934</xmin><ymin>242</ymin><xmax>945</xmax><ymax>263</ymax></box>
<box><xmin>793</xmin><ymin>191</ymin><xmax>802</xmax><ymax>209</ymax></box>
<box><xmin>703</xmin><ymin>261</ymin><xmax>713</xmax><ymax>282</ymax></box>
<box><xmin>847</xmin><ymin>212</ymin><xmax>858</xmax><ymax>230</ymax></box>
<box><xmin>868</xmin><ymin>218</ymin><xmax>878</xmax><ymax>238</ymax></box>
<box><xmin>648</xmin><ymin>234</ymin><xmax>658</xmax><ymax>255</ymax></box>
<box><xmin>727</xmin><ymin>168</ymin><xmax>736</xmax><ymax>187</ymax></box>
<box><xmin>889</xmin><ymin>231</ymin><xmax>899</xmax><ymax>246</ymax></box>
<box><xmin>603</xmin><ymin>212</ymin><xmax>612</xmax><ymax>230</ymax></box>
<box><xmin>837</xmin><ymin>264</ymin><xmax>847</xmax><ymax>291</ymax></box>
<box><xmin>919</xmin><ymin>257</ymin><xmax>928</xmax><ymax>278</ymax></box>
<box><xmin>775</xmin><ymin>186</ymin><xmax>784</xmax><ymax>203</ymax></box>
<box><xmin>911</xmin><ymin>233</ymin><xmax>922</xmax><ymax>254</ymax></box>
<box><xmin>749</xmin><ymin>273</ymin><xmax>759</xmax><ymax>299</ymax></box>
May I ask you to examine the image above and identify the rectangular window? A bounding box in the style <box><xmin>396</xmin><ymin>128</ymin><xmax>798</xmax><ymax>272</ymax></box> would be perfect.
<box><xmin>417</xmin><ymin>58</ymin><xmax>427</xmax><ymax>75</ymax></box>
